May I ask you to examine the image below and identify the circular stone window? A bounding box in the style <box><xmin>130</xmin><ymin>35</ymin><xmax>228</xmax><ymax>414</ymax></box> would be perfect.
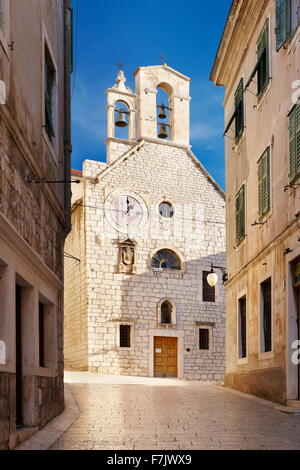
<box><xmin>159</xmin><ymin>201</ymin><xmax>174</xmax><ymax>218</ymax></box>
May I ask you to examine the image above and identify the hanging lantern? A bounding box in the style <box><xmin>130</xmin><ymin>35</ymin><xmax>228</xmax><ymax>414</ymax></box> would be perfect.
<box><xmin>207</xmin><ymin>269</ymin><xmax>218</xmax><ymax>287</ymax></box>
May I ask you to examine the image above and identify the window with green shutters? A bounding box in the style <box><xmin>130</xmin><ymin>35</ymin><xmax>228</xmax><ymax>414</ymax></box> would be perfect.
<box><xmin>235</xmin><ymin>185</ymin><xmax>246</xmax><ymax>246</ymax></box>
<box><xmin>257</xmin><ymin>20</ymin><xmax>270</xmax><ymax>97</ymax></box>
<box><xmin>45</xmin><ymin>50</ymin><xmax>55</xmax><ymax>141</ymax></box>
<box><xmin>258</xmin><ymin>147</ymin><xmax>271</xmax><ymax>218</ymax></box>
<box><xmin>289</xmin><ymin>104</ymin><xmax>300</xmax><ymax>182</ymax></box>
<box><xmin>234</xmin><ymin>79</ymin><xmax>244</xmax><ymax>142</ymax></box>
<box><xmin>275</xmin><ymin>0</ymin><xmax>290</xmax><ymax>50</ymax></box>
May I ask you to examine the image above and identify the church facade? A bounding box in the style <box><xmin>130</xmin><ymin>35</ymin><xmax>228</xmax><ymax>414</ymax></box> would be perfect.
<box><xmin>64</xmin><ymin>65</ymin><xmax>226</xmax><ymax>380</ymax></box>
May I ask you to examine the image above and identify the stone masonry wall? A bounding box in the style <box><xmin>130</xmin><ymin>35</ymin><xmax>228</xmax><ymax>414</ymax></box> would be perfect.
<box><xmin>64</xmin><ymin>204</ymin><xmax>88</xmax><ymax>370</ymax></box>
<box><xmin>79</xmin><ymin>141</ymin><xmax>226</xmax><ymax>380</ymax></box>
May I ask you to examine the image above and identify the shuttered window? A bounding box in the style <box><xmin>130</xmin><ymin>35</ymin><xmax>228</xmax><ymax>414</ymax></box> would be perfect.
<box><xmin>276</xmin><ymin>0</ymin><xmax>290</xmax><ymax>50</ymax></box>
<box><xmin>257</xmin><ymin>20</ymin><xmax>270</xmax><ymax>97</ymax></box>
<box><xmin>234</xmin><ymin>79</ymin><xmax>244</xmax><ymax>142</ymax></box>
<box><xmin>258</xmin><ymin>147</ymin><xmax>271</xmax><ymax>218</ymax></box>
<box><xmin>45</xmin><ymin>51</ymin><xmax>55</xmax><ymax>141</ymax></box>
<box><xmin>235</xmin><ymin>185</ymin><xmax>246</xmax><ymax>246</ymax></box>
<box><xmin>289</xmin><ymin>104</ymin><xmax>300</xmax><ymax>182</ymax></box>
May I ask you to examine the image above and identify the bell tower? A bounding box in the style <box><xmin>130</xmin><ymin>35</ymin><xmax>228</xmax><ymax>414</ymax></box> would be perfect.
<box><xmin>106</xmin><ymin>70</ymin><xmax>137</xmax><ymax>164</ymax></box>
<box><xmin>134</xmin><ymin>64</ymin><xmax>191</xmax><ymax>147</ymax></box>
<box><xmin>105</xmin><ymin>65</ymin><xmax>191</xmax><ymax>164</ymax></box>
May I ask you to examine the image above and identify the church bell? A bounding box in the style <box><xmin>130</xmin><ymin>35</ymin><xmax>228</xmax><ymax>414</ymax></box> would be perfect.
<box><xmin>158</xmin><ymin>124</ymin><xmax>168</xmax><ymax>139</ymax></box>
<box><xmin>158</xmin><ymin>104</ymin><xmax>167</xmax><ymax>120</ymax></box>
<box><xmin>115</xmin><ymin>110</ymin><xmax>128</xmax><ymax>128</ymax></box>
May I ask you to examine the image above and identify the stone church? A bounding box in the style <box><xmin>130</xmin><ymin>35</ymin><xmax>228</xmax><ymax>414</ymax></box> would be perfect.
<box><xmin>64</xmin><ymin>64</ymin><xmax>226</xmax><ymax>380</ymax></box>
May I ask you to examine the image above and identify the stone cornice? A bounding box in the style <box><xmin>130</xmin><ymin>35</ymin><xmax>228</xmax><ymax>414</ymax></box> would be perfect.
<box><xmin>134</xmin><ymin>64</ymin><xmax>191</xmax><ymax>82</ymax></box>
<box><xmin>210</xmin><ymin>0</ymin><xmax>269</xmax><ymax>94</ymax></box>
<box><xmin>0</xmin><ymin>212</ymin><xmax>63</xmax><ymax>288</ymax></box>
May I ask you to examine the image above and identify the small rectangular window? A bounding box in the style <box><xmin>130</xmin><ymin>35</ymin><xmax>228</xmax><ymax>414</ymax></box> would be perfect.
<box><xmin>258</xmin><ymin>147</ymin><xmax>271</xmax><ymax>218</ymax></box>
<box><xmin>199</xmin><ymin>328</ymin><xmax>210</xmax><ymax>350</ymax></box>
<box><xmin>120</xmin><ymin>325</ymin><xmax>131</xmax><ymax>348</ymax></box>
<box><xmin>288</xmin><ymin>104</ymin><xmax>300</xmax><ymax>182</ymax></box>
<box><xmin>235</xmin><ymin>184</ymin><xmax>246</xmax><ymax>246</ymax></box>
<box><xmin>261</xmin><ymin>278</ymin><xmax>272</xmax><ymax>353</ymax></box>
<box><xmin>45</xmin><ymin>48</ymin><xmax>55</xmax><ymax>142</ymax></box>
<box><xmin>202</xmin><ymin>271</ymin><xmax>215</xmax><ymax>302</ymax></box>
<box><xmin>238</xmin><ymin>297</ymin><xmax>247</xmax><ymax>359</ymax></box>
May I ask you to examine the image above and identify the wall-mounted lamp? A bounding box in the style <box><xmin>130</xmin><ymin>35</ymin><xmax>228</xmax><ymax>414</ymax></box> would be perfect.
<box><xmin>207</xmin><ymin>264</ymin><xmax>228</xmax><ymax>287</ymax></box>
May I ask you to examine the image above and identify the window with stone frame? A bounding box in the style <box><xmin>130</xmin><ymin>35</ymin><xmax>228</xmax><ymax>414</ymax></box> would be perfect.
<box><xmin>238</xmin><ymin>296</ymin><xmax>247</xmax><ymax>359</ymax></box>
<box><xmin>199</xmin><ymin>328</ymin><xmax>210</xmax><ymax>351</ymax></box>
<box><xmin>119</xmin><ymin>324</ymin><xmax>131</xmax><ymax>348</ymax></box>
<box><xmin>161</xmin><ymin>300</ymin><xmax>172</xmax><ymax>324</ymax></box>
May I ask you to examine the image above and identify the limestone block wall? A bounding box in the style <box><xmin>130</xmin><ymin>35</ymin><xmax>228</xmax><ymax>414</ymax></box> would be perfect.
<box><xmin>77</xmin><ymin>141</ymin><xmax>226</xmax><ymax>380</ymax></box>
<box><xmin>64</xmin><ymin>205</ymin><xmax>88</xmax><ymax>370</ymax></box>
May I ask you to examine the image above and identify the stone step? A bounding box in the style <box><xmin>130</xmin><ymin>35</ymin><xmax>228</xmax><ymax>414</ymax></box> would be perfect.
<box><xmin>287</xmin><ymin>400</ymin><xmax>300</xmax><ymax>408</ymax></box>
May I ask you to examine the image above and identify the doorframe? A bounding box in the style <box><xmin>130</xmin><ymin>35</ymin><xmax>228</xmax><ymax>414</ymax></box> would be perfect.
<box><xmin>286</xmin><ymin>247</ymin><xmax>300</xmax><ymax>400</ymax></box>
<box><xmin>148</xmin><ymin>329</ymin><xmax>184</xmax><ymax>378</ymax></box>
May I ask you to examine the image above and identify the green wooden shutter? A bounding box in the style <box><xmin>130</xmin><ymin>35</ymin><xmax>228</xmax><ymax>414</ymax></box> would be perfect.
<box><xmin>289</xmin><ymin>106</ymin><xmax>297</xmax><ymax>181</ymax></box>
<box><xmin>296</xmin><ymin>105</ymin><xmax>300</xmax><ymax>177</ymax></box>
<box><xmin>234</xmin><ymin>79</ymin><xmax>244</xmax><ymax>141</ymax></box>
<box><xmin>258</xmin><ymin>148</ymin><xmax>270</xmax><ymax>218</ymax></box>
<box><xmin>236</xmin><ymin>185</ymin><xmax>245</xmax><ymax>245</ymax></box>
<box><xmin>45</xmin><ymin>58</ymin><xmax>55</xmax><ymax>138</ymax></box>
<box><xmin>257</xmin><ymin>20</ymin><xmax>269</xmax><ymax>96</ymax></box>
<box><xmin>276</xmin><ymin>0</ymin><xmax>288</xmax><ymax>50</ymax></box>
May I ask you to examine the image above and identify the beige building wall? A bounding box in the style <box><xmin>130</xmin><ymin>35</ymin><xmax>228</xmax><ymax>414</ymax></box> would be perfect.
<box><xmin>0</xmin><ymin>0</ymin><xmax>72</xmax><ymax>449</ymax></box>
<box><xmin>211</xmin><ymin>0</ymin><xmax>300</xmax><ymax>404</ymax></box>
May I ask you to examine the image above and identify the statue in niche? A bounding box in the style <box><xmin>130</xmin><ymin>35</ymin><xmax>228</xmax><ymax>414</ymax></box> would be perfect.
<box><xmin>122</xmin><ymin>246</ymin><xmax>134</xmax><ymax>266</ymax></box>
<box><xmin>118</xmin><ymin>239</ymin><xmax>136</xmax><ymax>274</ymax></box>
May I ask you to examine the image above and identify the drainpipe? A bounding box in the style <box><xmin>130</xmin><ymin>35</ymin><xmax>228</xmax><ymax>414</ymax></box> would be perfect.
<box><xmin>63</xmin><ymin>0</ymin><xmax>72</xmax><ymax>237</ymax></box>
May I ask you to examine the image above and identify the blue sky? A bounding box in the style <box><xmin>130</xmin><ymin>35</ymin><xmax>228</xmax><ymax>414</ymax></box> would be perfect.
<box><xmin>71</xmin><ymin>0</ymin><xmax>229</xmax><ymax>189</ymax></box>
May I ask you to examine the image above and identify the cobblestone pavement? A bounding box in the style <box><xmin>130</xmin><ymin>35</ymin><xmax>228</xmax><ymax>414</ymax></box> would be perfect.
<box><xmin>50</xmin><ymin>373</ymin><xmax>300</xmax><ymax>450</ymax></box>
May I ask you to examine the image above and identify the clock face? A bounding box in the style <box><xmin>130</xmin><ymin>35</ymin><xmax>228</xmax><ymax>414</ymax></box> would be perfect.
<box><xmin>105</xmin><ymin>192</ymin><xmax>148</xmax><ymax>231</ymax></box>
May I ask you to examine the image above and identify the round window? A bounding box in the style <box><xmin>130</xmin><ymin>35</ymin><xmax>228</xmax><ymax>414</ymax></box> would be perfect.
<box><xmin>159</xmin><ymin>202</ymin><xmax>174</xmax><ymax>218</ymax></box>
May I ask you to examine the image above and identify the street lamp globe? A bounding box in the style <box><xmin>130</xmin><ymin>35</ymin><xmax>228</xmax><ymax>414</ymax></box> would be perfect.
<box><xmin>207</xmin><ymin>271</ymin><xmax>218</xmax><ymax>287</ymax></box>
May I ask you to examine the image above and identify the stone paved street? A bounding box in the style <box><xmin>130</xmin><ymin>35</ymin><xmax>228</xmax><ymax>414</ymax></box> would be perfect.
<box><xmin>47</xmin><ymin>372</ymin><xmax>300</xmax><ymax>450</ymax></box>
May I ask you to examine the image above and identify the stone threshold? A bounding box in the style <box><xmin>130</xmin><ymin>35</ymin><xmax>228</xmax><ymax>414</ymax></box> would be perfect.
<box><xmin>215</xmin><ymin>384</ymin><xmax>300</xmax><ymax>415</ymax></box>
<box><xmin>14</xmin><ymin>385</ymin><xmax>81</xmax><ymax>451</ymax></box>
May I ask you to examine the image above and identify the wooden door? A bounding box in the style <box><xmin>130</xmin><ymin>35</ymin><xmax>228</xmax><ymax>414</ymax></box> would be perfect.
<box><xmin>154</xmin><ymin>337</ymin><xmax>177</xmax><ymax>378</ymax></box>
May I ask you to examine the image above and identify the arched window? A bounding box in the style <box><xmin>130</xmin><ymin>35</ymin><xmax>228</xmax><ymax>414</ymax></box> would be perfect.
<box><xmin>114</xmin><ymin>100</ymin><xmax>130</xmax><ymax>140</ymax></box>
<box><xmin>161</xmin><ymin>300</ymin><xmax>172</xmax><ymax>324</ymax></box>
<box><xmin>151</xmin><ymin>249</ymin><xmax>181</xmax><ymax>270</ymax></box>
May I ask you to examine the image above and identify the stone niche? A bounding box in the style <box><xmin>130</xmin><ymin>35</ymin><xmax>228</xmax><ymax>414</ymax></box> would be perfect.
<box><xmin>118</xmin><ymin>239</ymin><xmax>136</xmax><ymax>274</ymax></box>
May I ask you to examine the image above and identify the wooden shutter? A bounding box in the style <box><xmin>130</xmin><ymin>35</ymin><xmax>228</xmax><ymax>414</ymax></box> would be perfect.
<box><xmin>236</xmin><ymin>185</ymin><xmax>245</xmax><ymax>245</ymax></box>
<box><xmin>257</xmin><ymin>20</ymin><xmax>269</xmax><ymax>96</ymax></box>
<box><xmin>289</xmin><ymin>105</ymin><xmax>300</xmax><ymax>181</ymax></box>
<box><xmin>234</xmin><ymin>79</ymin><xmax>244</xmax><ymax>141</ymax></box>
<box><xmin>276</xmin><ymin>0</ymin><xmax>289</xmax><ymax>50</ymax></box>
<box><xmin>45</xmin><ymin>56</ymin><xmax>55</xmax><ymax>138</ymax></box>
<box><xmin>258</xmin><ymin>148</ymin><xmax>270</xmax><ymax>217</ymax></box>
